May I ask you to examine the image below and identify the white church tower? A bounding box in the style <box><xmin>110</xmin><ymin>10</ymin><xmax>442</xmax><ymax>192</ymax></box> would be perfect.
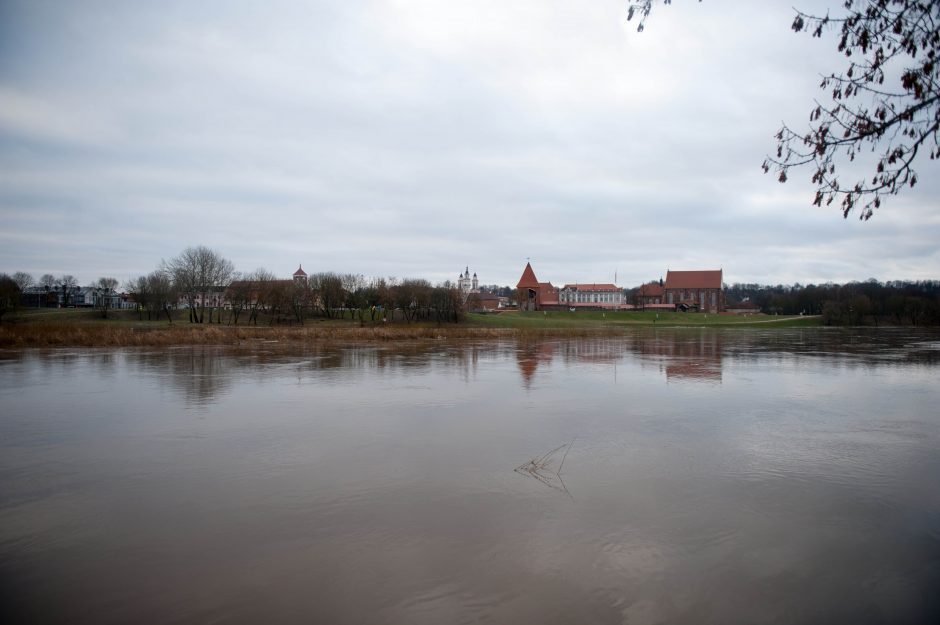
<box><xmin>458</xmin><ymin>266</ymin><xmax>479</xmax><ymax>295</ymax></box>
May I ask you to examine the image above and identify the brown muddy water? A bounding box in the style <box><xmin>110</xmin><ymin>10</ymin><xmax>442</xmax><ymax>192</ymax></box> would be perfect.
<box><xmin>1</xmin><ymin>328</ymin><xmax>939</xmax><ymax>625</ymax></box>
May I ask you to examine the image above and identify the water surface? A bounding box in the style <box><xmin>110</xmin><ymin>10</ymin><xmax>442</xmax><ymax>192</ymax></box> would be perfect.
<box><xmin>2</xmin><ymin>328</ymin><xmax>939</xmax><ymax>624</ymax></box>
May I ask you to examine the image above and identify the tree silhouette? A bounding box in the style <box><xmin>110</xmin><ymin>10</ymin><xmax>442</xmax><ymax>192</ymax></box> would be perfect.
<box><xmin>627</xmin><ymin>1</ymin><xmax>939</xmax><ymax>220</ymax></box>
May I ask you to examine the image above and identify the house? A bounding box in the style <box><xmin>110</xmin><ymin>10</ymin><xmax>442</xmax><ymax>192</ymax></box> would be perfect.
<box><xmin>224</xmin><ymin>264</ymin><xmax>311</xmax><ymax>309</ymax></box>
<box><xmin>21</xmin><ymin>286</ymin><xmax>59</xmax><ymax>308</ymax></box>
<box><xmin>466</xmin><ymin>291</ymin><xmax>502</xmax><ymax>312</ymax></box>
<box><xmin>636</xmin><ymin>280</ymin><xmax>665</xmax><ymax>306</ymax></box>
<box><xmin>726</xmin><ymin>301</ymin><xmax>761</xmax><ymax>315</ymax></box>
<box><xmin>663</xmin><ymin>270</ymin><xmax>724</xmax><ymax>312</ymax></box>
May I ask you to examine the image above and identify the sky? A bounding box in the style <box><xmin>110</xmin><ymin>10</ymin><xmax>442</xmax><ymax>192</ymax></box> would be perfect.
<box><xmin>1</xmin><ymin>0</ymin><xmax>938</xmax><ymax>289</ymax></box>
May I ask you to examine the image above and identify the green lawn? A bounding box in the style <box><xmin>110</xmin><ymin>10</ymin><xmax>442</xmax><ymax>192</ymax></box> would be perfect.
<box><xmin>6</xmin><ymin>307</ymin><xmax>823</xmax><ymax>331</ymax></box>
<box><xmin>467</xmin><ymin>310</ymin><xmax>822</xmax><ymax>328</ymax></box>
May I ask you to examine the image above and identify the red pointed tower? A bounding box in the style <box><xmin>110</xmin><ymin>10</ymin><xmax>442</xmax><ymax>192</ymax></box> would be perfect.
<box><xmin>516</xmin><ymin>262</ymin><xmax>542</xmax><ymax>311</ymax></box>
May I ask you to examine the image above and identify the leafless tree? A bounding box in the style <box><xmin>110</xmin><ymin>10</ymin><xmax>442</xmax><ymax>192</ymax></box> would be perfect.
<box><xmin>248</xmin><ymin>269</ymin><xmax>275</xmax><ymax>325</ymax></box>
<box><xmin>310</xmin><ymin>272</ymin><xmax>345</xmax><ymax>319</ymax></box>
<box><xmin>95</xmin><ymin>276</ymin><xmax>119</xmax><ymax>318</ymax></box>
<box><xmin>56</xmin><ymin>275</ymin><xmax>78</xmax><ymax>307</ymax></box>
<box><xmin>12</xmin><ymin>272</ymin><xmax>33</xmax><ymax>292</ymax></box>
<box><xmin>291</xmin><ymin>278</ymin><xmax>311</xmax><ymax>324</ymax></box>
<box><xmin>148</xmin><ymin>270</ymin><xmax>176</xmax><ymax>323</ymax></box>
<box><xmin>225</xmin><ymin>273</ymin><xmax>250</xmax><ymax>325</ymax></box>
<box><xmin>431</xmin><ymin>281</ymin><xmax>465</xmax><ymax>323</ymax></box>
<box><xmin>628</xmin><ymin>0</ymin><xmax>940</xmax><ymax>219</ymax></box>
<box><xmin>167</xmin><ymin>246</ymin><xmax>235</xmax><ymax>323</ymax></box>
<box><xmin>126</xmin><ymin>275</ymin><xmax>151</xmax><ymax>320</ymax></box>
<box><xmin>342</xmin><ymin>274</ymin><xmax>365</xmax><ymax>321</ymax></box>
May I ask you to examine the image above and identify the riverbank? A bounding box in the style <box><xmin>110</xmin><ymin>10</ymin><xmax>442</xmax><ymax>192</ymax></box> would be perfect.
<box><xmin>470</xmin><ymin>310</ymin><xmax>821</xmax><ymax>329</ymax></box>
<box><xmin>0</xmin><ymin>309</ymin><xmax>824</xmax><ymax>347</ymax></box>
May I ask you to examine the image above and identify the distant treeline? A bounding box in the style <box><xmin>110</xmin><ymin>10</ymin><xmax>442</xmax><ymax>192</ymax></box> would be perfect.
<box><xmin>134</xmin><ymin>246</ymin><xmax>467</xmax><ymax>325</ymax></box>
<box><xmin>725</xmin><ymin>281</ymin><xmax>940</xmax><ymax>325</ymax></box>
<box><xmin>1</xmin><ymin>246</ymin><xmax>466</xmax><ymax>325</ymax></box>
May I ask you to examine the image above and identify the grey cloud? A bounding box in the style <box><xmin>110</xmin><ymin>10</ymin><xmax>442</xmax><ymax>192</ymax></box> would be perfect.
<box><xmin>1</xmin><ymin>0</ymin><xmax>936</xmax><ymax>287</ymax></box>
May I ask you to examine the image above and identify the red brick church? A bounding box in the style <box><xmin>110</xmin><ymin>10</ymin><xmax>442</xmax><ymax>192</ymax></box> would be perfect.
<box><xmin>663</xmin><ymin>269</ymin><xmax>724</xmax><ymax>313</ymax></box>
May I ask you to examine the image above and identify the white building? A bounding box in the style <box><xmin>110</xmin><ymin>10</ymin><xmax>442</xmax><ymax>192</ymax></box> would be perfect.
<box><xmin>457</xmin><ymin>267</ymin><xmax>479</xmax><ymax>295</ymax></box>
<box><xmin>558</xmin><ymin>283</ymin><xmax>626</xmax><ymax>308</ymax></box>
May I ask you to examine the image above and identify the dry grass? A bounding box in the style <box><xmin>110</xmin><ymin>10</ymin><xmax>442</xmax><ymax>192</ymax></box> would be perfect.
<box><xmin>0</xmin><ymin>322</ymin><xmax>617</xmax><ymax>348</ymax></box>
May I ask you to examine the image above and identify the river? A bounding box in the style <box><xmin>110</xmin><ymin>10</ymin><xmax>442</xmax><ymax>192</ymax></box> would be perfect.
<box><xmin>1</xmin><ymin>328</ymin><xmax>939</xmax><ymax>624</ymax></box>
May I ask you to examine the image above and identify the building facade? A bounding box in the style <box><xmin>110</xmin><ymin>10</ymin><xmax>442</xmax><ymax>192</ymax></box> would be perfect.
<box><xmin>637</xmin><ymin>280</ymin><xmax>665</xmax><ymax>306</ymax></box>
<box><xmin>559</xmin><ymin>284</ymin><xmax>625</xmax><ymax>307</ymax></box>
<box><xmin>663</xmin><ymin>270</ymin><xmax>724</xmax><ymax>312</ymax></box>
<box><xmin>516</xmin><ymin>263</ymin><xmax>629</xmax><ymax>311</ymax></box>
<box><xmin>516</xmin><ymin>263</ymin><xmax>726</xmax><ymax>313</ymax></box>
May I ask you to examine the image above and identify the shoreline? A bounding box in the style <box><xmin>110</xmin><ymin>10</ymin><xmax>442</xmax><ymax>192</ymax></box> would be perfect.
<box><xmin>0</xmin><ymin>314</ymin><xmax>838</xmax><ymax>348</ymax></box>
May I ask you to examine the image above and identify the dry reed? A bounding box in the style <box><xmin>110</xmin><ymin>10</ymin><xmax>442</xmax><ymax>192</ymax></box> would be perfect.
<box><xmin>0</xmin><ymin>323</ymin><xmax>614</xmax><ymax>348</ymax></box>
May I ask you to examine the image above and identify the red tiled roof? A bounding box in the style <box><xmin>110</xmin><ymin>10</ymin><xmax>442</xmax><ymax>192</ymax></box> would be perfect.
<box><xmin>639</xmin><ymin>282</ymin><xmax>664</xmax><ymax>296</ymax></box>
<box><xmin>665</xmin><ymin>270</ymin><xmax>722</xmax><ymax>290</ymax></box>
<box><xmin>562</xmin><ymin>283</ymin><xmax>620</xmax><ymax>291</ymax></box>
<box><xmin>293</xmin><ymin>264</ymin><xmax>307</xmax><ymax>277</ymax></box>
<box><xmin>516</xmin><ymin>262</ymin><xmax>540</xmax><ymax>289</ymax></box>
<box><xmin>471</xmin><ymin>292</ymin><xmax>500</xmax><ymax>301</ymax></box>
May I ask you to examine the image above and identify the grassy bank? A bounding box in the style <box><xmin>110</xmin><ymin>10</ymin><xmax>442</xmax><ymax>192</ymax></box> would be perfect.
<box><xmin>0</xmin><ymin>308</ymin><xmax>822</xmax><ymax>347</ymax></box>
<box><xmin>468</xmin><ymin>310</ymin><xmax>823</xmax><ymax>329</ymax></box>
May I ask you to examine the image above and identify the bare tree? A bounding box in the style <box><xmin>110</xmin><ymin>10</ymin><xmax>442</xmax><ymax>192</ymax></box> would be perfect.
<box><xmin>167</xmin><ymin>246</ymin><xmax>235</xmax><ymax>323</ymax></box>
<box><xmin>430</xmin><ymin>281</ymin><xmax>465</xmax><ymax>323</ymax></box>
<box><xmin>148</xmin><ymin>270</ymin><xmax>175</xmax><ymax>323</ymax></box>
<box><xmin>56</xmin><ymin>275</ymin><xmax>78</xmax><ymax>307</ymax></box>
<box><xmin>310</xmin><ymin>272</ymin><xmax>344</xmax><ymax>319</ymax></box>
<box><xmin>628</xmin><ymin>1</ymin><xmax>940</xmax><ymax>219</ymax></box>
<box><xmin>248</xmin><ymin>269</ymin><xmax>275</xmax><ymax>325</ymax></box>
<box><xmin>288</xmin><ymin>277</ymin><xmax>310</xmax><ymax>324</ymax></box>
<box><xmin>126</xmin><ymin>275</ymin><xmax>151</xmax><ymax>320</ymax></box>
<box><xmin>96</xmin><ymin>276</ymin><xmax>119</xmax><ymax>318</ymax></box>
<box><xmin>12</xmin><ymin>272</ymin><xmax>33</xmax><ymax>292</ymax></box>
<box><xmin>225</xmin><ymin>273</ymin><xmax>250</xmax><ymax>325</ymax></box>
<box><xmin>342</xmin><ymin>274</ymin><xmax>365</xmax><ymax>321</ymax></box>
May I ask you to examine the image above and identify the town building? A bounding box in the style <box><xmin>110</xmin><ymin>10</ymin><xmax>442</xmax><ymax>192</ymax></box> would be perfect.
<box><xmin>21</xmin><ymin>286</ymin><xmax>60</xmax><ymax>308</ymax></box>
<box><xmin>559</xmin><ymin>283</ymin><xmax>626</xmax><ymax>307</ymax></box>
<box><xmin>457</xmin><ymin>267</ymin><xmax>479</xmax><ymax>295</ymax></box>
<box><xmin>224</xmin><ymin>264</ymin><xmax>309</xmax><ymax>308</ymax></box>
<box><xmin>636</xmin><ymin>280</ymin><xmax>665</xmax><ymax>306</ymax></box>
<box><xmin>725</xmin><ymin>301</ymin><xmax>761</xmax><ymax>315</ymax></box>
<box><xmin>663</xmin><ymin>269</ymin><xmax>724</xmax><ymax>312</ymax></box>
<box><xmin>466</xmin><ymin>291</ymin><xmax>502</xmax><ymax>312</ymax></box>
<box><xmin>515</xmin><ymin>262</ymin><xmax>726</xmax><ymax>313</ymax></box>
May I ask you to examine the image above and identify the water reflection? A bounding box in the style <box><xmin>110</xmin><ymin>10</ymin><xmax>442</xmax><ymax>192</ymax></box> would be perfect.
<box><xmin>2</xmin><ymin>328</ymin><xmax>939</xmax><ymax>625</ymax></box>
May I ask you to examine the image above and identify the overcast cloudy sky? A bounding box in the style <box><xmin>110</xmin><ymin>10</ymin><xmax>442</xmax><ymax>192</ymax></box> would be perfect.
<box><xmin>1</xmin><ymin>0</ymin><xmax>937</xmax><ymax>288</ymax></box>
